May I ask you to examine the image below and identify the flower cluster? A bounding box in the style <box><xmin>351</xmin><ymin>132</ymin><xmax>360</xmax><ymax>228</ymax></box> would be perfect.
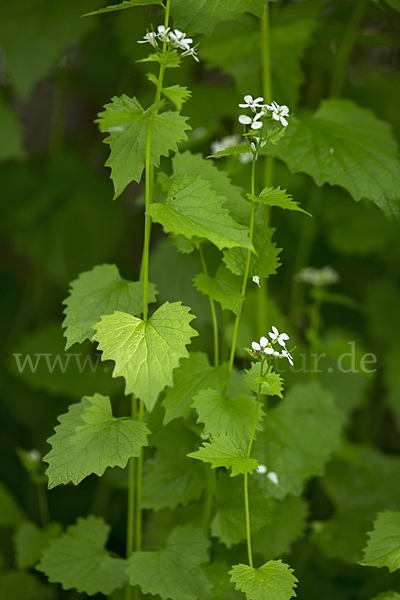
<box><xmin>238</xmin><ymin>94</ymin><xmax>290</xmax><ymax>131</ymax></box>
<box><xmin>251</xmin><ymin>326</ymin><xmax>294</xmax><ymax>366</ymax></box>
<box><xmin>256</xmin><ymin>464</ymin><xmax>279</xmax><ymax>485</ymax></box>
<box><xmin>138</xmin><ymin>25</ymin><xmax>199</xmax><ymax>62</ymax></box>
<box><xmin>210</xmin><ymin>134</ymin><xmax>253</xmax><ymax>164</ymax></box>
<box><xmin>294</xmin><ymin>266</ymin><xmax>340</xmax><ymax>287</ymax></box>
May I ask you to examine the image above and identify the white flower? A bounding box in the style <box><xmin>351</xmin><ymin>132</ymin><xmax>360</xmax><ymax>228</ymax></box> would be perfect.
<box><xmin>238</xmin><ymin>152</ymin><xmax>254</xmax><ymax>164</ymax></box>
<box><xmin>294</xmin><ymin>266</ymin><xmax>340</xmax><ymax>287</ymax></box>
<box><xmin>256</xmin><ymin>464</ymin><xmax>267</xmax><ymax>474</ymax></box>
<box><xmin>280</xmin><ymin>348</ymin><xmax>294</xmax><ymax>367</ymax></box>
<box><xmin>137</xmin><ymin>31</ymin><xmax>159</xmax><ymax>48</ymax></box>
<box><xmin>267</xmin><ymin>471</ymin><xmax>279</xmax><ymax>485</ymax></box>
<box><xmin>239</xmin><ymin>94</ymin><xmax>264</xmax><ymax>111</ymax></box>
<box><xmin>26</xmin><ymin>449</ymin><xmax>41</xmax><ymax>462</ymax></box>
<box><xmin>251</xmin><ymin>336</ymin><xmax>274</xmax><ymax>355</ymax></box>
<box><xmin>211</xmin><ymin>134</ymin><xmax>241</xmax><ymax>157</ymax></box>
<box><xmin>252</xmin><ymin>275</ymin><xmax>260</xmax><ymax>287</ymax></box>
<box><xmin>169</xmin><ymin>29</ymin><xmax>193</xmax><ymax>51</ymax></box>
<box><xmin>268</xmin><ymin>325</ymin><xmax>289</xmax><ymax>348</ymax></box>
<box><xmin>265</xmin><ymin>101</ymin><xmax>290</xmax><ymax>127</ymax></box>
<box><xmin>157</xmin><ymin>25</ymin><xmax>171</xmax><ymax>42</ymax></box>
<box><xmin>238</xmin><ymin>112</ymin><xmax>263</xmax><ymax>130</ymax></box>
<box><xmin>182</xmin><ymin>47</ymin><xmax>200</xmax><ymax>62</ymax></box>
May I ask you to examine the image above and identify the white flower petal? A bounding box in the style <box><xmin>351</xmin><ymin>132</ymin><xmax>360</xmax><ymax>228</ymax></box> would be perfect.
<box><xmin>267</xmin><ymin>471</ymin><xmax>279</xmax><ymax>485</ymax></box>
<box><xmin>252</xmin><ymin>341</ymin><xmax>261</xmax><ymax>351</ymax></box>
<box><xmin>256</xmin><ymin>464</ymin><xmax>267</xmax><ymax>474</ymax></box>
<box><xmin>238</xmin><ymin>114</ymin><xmax>252</xmax><ymax>125</ymax></box>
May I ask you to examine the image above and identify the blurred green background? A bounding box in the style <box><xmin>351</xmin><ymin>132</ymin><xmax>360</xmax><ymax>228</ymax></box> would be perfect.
<box><xmin>1</xmin><ymin>0</ymin><xmax>400</xmax><ymax>598</ymax></box>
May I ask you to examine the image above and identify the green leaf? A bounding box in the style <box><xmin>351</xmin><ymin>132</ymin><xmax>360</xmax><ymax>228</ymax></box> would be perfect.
<box><xmin>36</xmin><ymin>515</ymin><xmax>126</xmax><ymax>596</ymax></box>
<box><xmin>262</xmin><ymin>100</ymin><xmax>400</xmax><ymax>219</ymax></box>
<box><xmin>137</xmin><ymin>50</ymin><xmax>182</xmax><ymax>68</ymax></box>
<box><xmin>162</xmin><ymin>84</ymin><xmax>192</xmax><ymax>110</ymax></box>
<box><xmin>148</xmin><ymin>174</ymin><xmax>253</xmax><ymax>251</ymax></box>
<box><xmin>0</xmin><ymin>101</ymin><xmax>25</xmax><ymax>161</ymax></box>
<box><xmin>172</xmin><ymin>150</ymin><xmax>249</xmax><ymax>220</ymax></box>
<box><xmin>0</xmin><ymin>482</ymin><xmax>25</xmax><ymax>527</ymax></box>
<box><xmin>223</xmin><ymin>217</ymin><xmax>281</xmax><ymax>278</ymax></box>
<box><xmin>170</xmin><ymin>0</ymin><xmax>270</xmax><ymax>36</ymax></box>
<box><xmin>93</xmin><ymin>302</ymin><xmax>198</xmax><ymax>411</ymax></box>
<box><xmin>192</xmin><ymin>389</ymin><xmax>264</xmax><ymax>447</ymax></box>
<box><xmin>126</xmin><ymin>525</ymin><xmax>212</xmax><ymax>600</ymax></box>
<box><xmin>311</xmin><ymin>512</ymin><xmax>372</xmax><ymax>564</ymax></box>
<box><xmin>62</xmin><ymin>264</ymin><xmax>157</xmax><ymax>350</ymax></box>
<box><xmin>249</xmin><ymin>186</ymin><xmax>310</xmax><ymax>215</ymax></box>
<box><xmin>383</xmin><ymin>0</ymin><xmax>400</xmax><ymax>13</ymax></box>
<box><xmin>97</xmin><ymin>95</ymin><xmax>190</xmax><ymax>198</ymax></box>
<box><xmin>83</xmin><ymin>0</ymin><xmax>164</xmax><ymax>16</ymax></box>
<box><xmin>359</xmin><ymin>511</ymin><xmax>400</xmax><ymax>572</ymax></box>
<box><xmin>188</xmin><ymin>433</ymin><xmax>259</xmax><ymax>477</ymax></box>
<box><xmin>14</xmin><ymin>521</ymin><xmax>62</xmax><ymax>570</ymax></box>
<box><xmin>0</xmin><ymin>571</ymin><xmax>46</xmax><ymax>600</ymax></box>
<box><xmin>140</xmin><ymin>451</ymin><xmax>207</xmax><ymax>510</ymax></box>
<box><xmin>209</xmin><ymin>144</ymin><xmax>255</xmax><ymax>158</ymax></box>
<box><xmin>253</xmin><ymin>496</ymin><xmax>309</xmax><ymax>561</ymax></box>
<box><xmin>370</xmin><ymin>593</ymin><xmax>400</xmax><ymax>600</ymax></box>
<box><xmin>162</xmin><ymin>352</ymin><xmax>229</xmax><ymax>425</ymax></box>
<box><xmin>194</xmin><ymin>266</ymin><xmax>244</xmax><ymax>317</ymax></box>
<box><xmin>211</xmin><ymin>470</ymin><xmax>274</xmax><ymax>547</ymax></box>
<box><xmin>253</xmin><ymin>382</ymin><xmax>345</xmax><ymax>499</ymax></box>
<box><xmin>43</xmin><ymin>393</ymin><xmax>150</xmax><ymax>488</ymax></box>
<box><xmin>244</xmin><ymin>363</ymin><xmax>284</xmax><ymax>398</ymax></box>
<box><xmin>229</xmin><ymin>561</ymin><xmax>298</xmax><ymax>600</ymax></box>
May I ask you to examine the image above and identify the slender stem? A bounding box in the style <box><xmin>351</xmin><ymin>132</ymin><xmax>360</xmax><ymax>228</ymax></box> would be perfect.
<box><xmin>135</xmin><ymin>400</ymin><xmax>145</xmax><ymax>553</ymax></box>
<box><xmin>202</xmin><ymin>468</ymin><xmax>216</xmax><ymax>535</ymax></box>
<box><xmin>198</xmin><ymin>244</ymin><xmax>219</xmax><ymax>367</ymax></box>
<box><xmin>244</xmin><ymin>383</ymin><xmax>262</xmax><ymax>567</ymax></box>
<box><xmin>37</xmin><ymin>483</ymin><xmax>50</xmax><ymax>527</ymax></box>
<box><xmin>330</xmin><ymin>0</ymin><xmax>369</xmax><ymax>99</ymax></box>
<box><xmin>261</xmin><ymin>4</ymin><xmax>272</xmax><ymax>105</ymax></box>
<box><xmin>227</xmin><ymin>156</ymin><xmax>257</xmax><ymax>381</ymax></box>
<box><xmin>125</xmin><ymin>396</ymin><xmax>137</xmax><ymax>600</ymax></box>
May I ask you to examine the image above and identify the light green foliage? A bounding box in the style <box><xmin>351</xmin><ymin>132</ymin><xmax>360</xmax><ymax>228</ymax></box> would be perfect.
<box><xmin>229</xmin><ymin>560</ymin><xmax>298</xmax><ymax>600</ymax></box>
<box><xmin>249</xmin><ymin>186</ymin><xmax>310</xmax><ymax>215</ymax></box>
<box><xmin>223</xmin><ymin>218</ymin><xmax>281</xmax><ymax>279</ymax></box>
<box><xmin>172</xmin><ymin>150</ymin><xmax>249</xmax><ymax>220</ymax></box>
<box><xmin>62</xmin><ymin>264</ymin><xmax>157</xmax><ymax>349</ymax></box>
<box><xmin>244</xmin><ymin>362</ymin><xmax>284</xmax><ymax>398</ymax></box>
<box><xmin>0</xmin><ymin>571</ymin><xmax>46</xmax><ymax>600</ymax></box>
<box><xmin>0</xmin><ymin>482</ymin><xmax>25</xmax><ymax>527</ymax></box>
<box><xmin>162</xmin><ymin>352</ymin><xmax>229</xmax><ymax>424</ymax></box>
<box><xmin>194</xmin><ymin>266</ymin><xmax>244</xmax><ymax>317</ymax></box>
<box><xmin>253</xmin><ymin>382</ymin><xmax>345</xmax><ymax>499</ymax></box>
<box><xmin>36</xmin><ymin>515</ymin><xmax>127</xmax><ymax>596</ymax></box>
<box><xmin>262</xmin><ymin>100</ymin><xmax>400</xmax><ymax>218</ymax></box>
<box><xmin>371</xmin><ymin>593</ymin><xmax>400</xmax><ymax>600</ymax></box>
<box><xmin>14</xmin><ymin>521</ymin><xmax>62</xmax><ymax>569</ymax></box>
<box><xmin>360</xmin><ymin>511</ymin><xmax>400</xmax><ymax>572</ymax></box>
<box><xmin>84</xmin><ymin>0</ymin><xmax>164</xmax><ymax>16</ymax></box>
<box><xmin>170</xmin><ymin>0</ymin><xmax>270</xmax><ymax>36</ymax></box>
<box><xmin>126</xmin><ymin>525</ymin><xmax>212</xmax><ymax>600</ymax></box>
<box><xmin>162</xmin><ymin>84</ymin><xmax>192</xmax><ymax>110</ymax></box>
<box><xmin>311</xmin><ymin>512</ymin><xmax>372</xmax><ymax>564</ymax></box>
<box><xmin>148</xmin><ymin>174</ymin><xmax>253</xmax><ymax>251</ymax></box>
<box><xmin>0</xmin><ymin>0</ymin><xmax>98</xmax><ymax>97</ymax></box>
<box><xmin>188</xmin><ymin>433</ymin><xmax>259</xmax><ymax>476</ymax></box>
<box><xmin>93</xmin><ymin>302</ymin><xmax>198</xmax><ymax>410</ymax></box>
<box><xmin>140</xmin><ymin>450</ymin><xmax>207</xmax><ymax>510</ymax></box>
<box><xmin>44</xmin><ymin>393</ymin><xmax>150</xmax><ymax>488</ymax></box>
<box><xmin>253</xmin><ymin>495</ymin><xmax>309</xmax><ymax>561</ymax></box>
<box><xmin>192</xmin><ymin>389</ymin><xmax>264</xmax><ymax>447</ymax></box>
<box><xmin>0</xmin><ymin>101</ymin><xmax>25</xmax><ymax>161</ymax></box>
<box><xmin>97</xmin><ymin>95</ymin><xmax>190</xmax><ymax>198</ymax></box>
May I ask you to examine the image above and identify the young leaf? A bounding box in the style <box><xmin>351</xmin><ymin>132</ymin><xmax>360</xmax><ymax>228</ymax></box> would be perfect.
<box><xmin>93</xmin><ymin>302</ymin><xmax>198</xmax><ymax>411</ymax></box>
<box><xmin>261</xmin><ymin>99</ymin><xmax>400</xmax><ymax>219</ymax></box>
<box><xmin>162</xmin><ymin>352</ymin><xmax>229</xmax><ymax>425</ymax></box>
<box><xmin>208</xmin><ymin>143</ymin><xmax>254</xmax><ymax>158</ymax></box>
<box><xmin>188</xmin><ymin>433</ymin><xmax>259</xmax><ymax>477</ymax></box>
<box><xmin>36</xmin><ymin>515</ymin><xmax>126</xmax><ymax>596</ymax></box>
<box><xmin>194</xmin><ymin>265</ymin><xmax>244</xmax><ymax>317</ymax></box>
<box><xmin>62</xmin><ymin>264</ymin><xmax>157</xmax><ymax>350</ymax></box>
<box><xmin>43</xmin><ymin>394</ymin><xmax>150</xmax><ymax>488</ymax></box>
<box><xmin>229</xmin><ymin>560</ymin><xmax>298</xmax><ymax>600</ymax></box>
<box><xmin>244</xmin><ymin>362</ymin><xmax>284</xmax><ymax>398</ymax></box>
<box><xmin>83</xmin><ymin>0</ymin><xmax>164</xmax><ymax>17</ymax></box>
<box><xmin>359</xmin><ymin>511</ymin><xmax>400</xmax><ymax>572</ymax></box>
<box><xmin>248</xmin><ymin>186</ymin><xmax>311</xmax><ymax>215</ymax></box>
<box><xmin>211</xmin><ymin>470</ymin><xmax>274</xmax><ymax>547</ymax></box>
<box><xmin>192</xmin><ymin>389</ymin><xmax>264</xmax><ymax>447</ymax></box>
<box><xmin>162</xmin><ymin>84</ymin><xmax>192</xmax><ymax>110</ymax></box>
<box><xmin>14</xmin><ymin>521</ymin><xmax>62</xmax><ymax>570</ymax></box>
<box><xmin>147</xmin><ymin>174</ymin><xmax>254</xmax><ymax>251</ymax></box>
<box><xmin>97</xmin><ymin>95</ymin><xmax>190</xmax><ymax>198</ymax></box>
<box><xmin>140</xmin><ymin>451</ymin><xmax>207</xmax><ymax>510</ymax></box>
<box><xmin>253</xmin><ymin>382</ymin><xmax>345</xmax><ymax>499</ymax></box>
<box><xmin>170</xmin><ymin>0</ymin><xmax>270</xmax><ymax>36</ymax></box>
<box><xmin>126</xmin><ymin>525</ymin><xmax>213</xmax><ymax>600</ymax></box>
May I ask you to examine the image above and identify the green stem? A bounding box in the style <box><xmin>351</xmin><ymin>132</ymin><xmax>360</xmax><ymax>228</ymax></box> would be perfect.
<box><xmin>227</xmin><ymin>156</ymin><xmax>257</xmax><ymax>382</ymax></box>
<box><xmin>244</xmin><ymin>383</ymin><xmax>262</xmax><ymax>567</ymax></box>
<box><xmin>198</xmin><ymin>244</ymin><xmax>219</xmax><ymax>367</ymax></box>
<box><xmin>37</xmin><ymin>483</ymin><xmax>50</xmax><ymax>528</ymax></box>
<box><xmin>135</xmin><ymin>400</ymin><xmax>145</xmax><ymax>553</ymax></box>
<box><xmin>125</xmin><ymin>396</ymin><xmax>137</xmax><ymax>600</ymax></box>
<box><xmin>330</xmin><ymin>0</ymin><xmax>369</xmax><ymax>98</ymax></box>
